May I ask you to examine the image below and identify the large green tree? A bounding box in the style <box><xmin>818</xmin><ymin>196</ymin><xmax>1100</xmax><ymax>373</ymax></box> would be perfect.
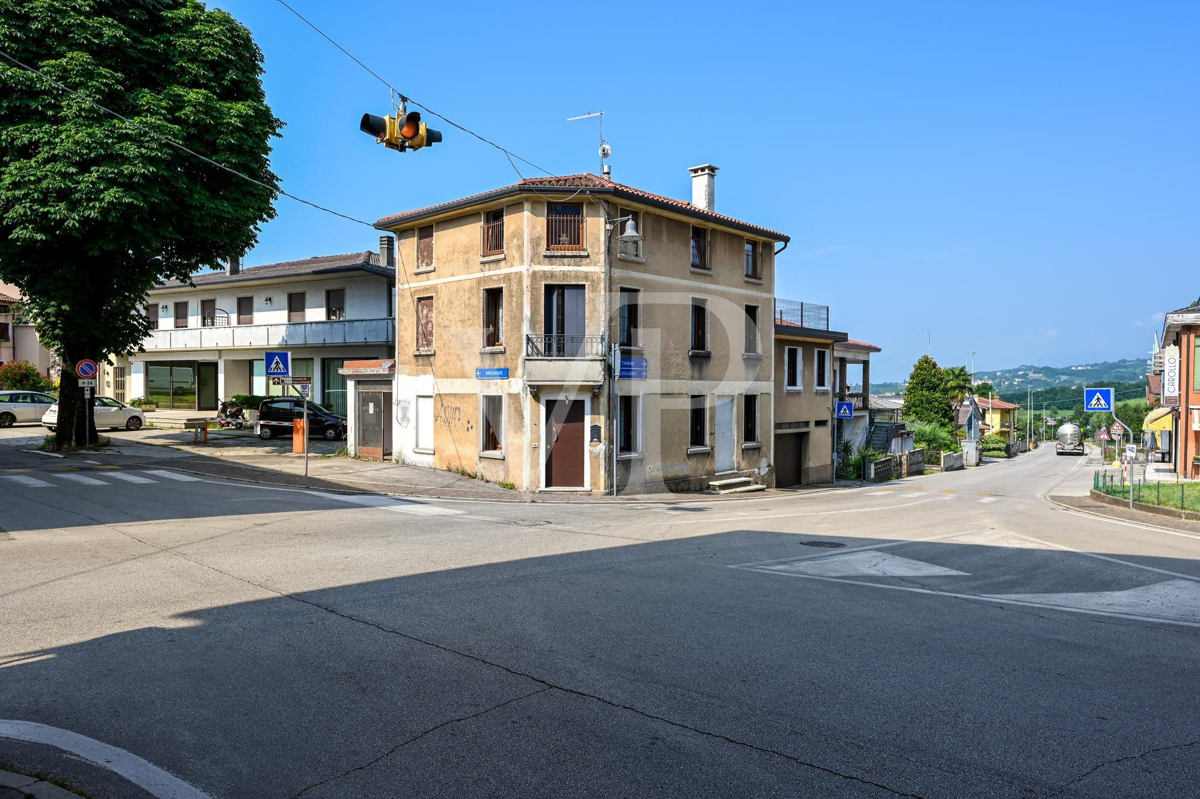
<box><xmin>902</xmin><ymin>355</ymin><xmax>954</xmax><ymax>428</ymax></box>
<box><xmin>0</xmin><ymin>0</ymin><xmax>280</xmax><ymax>447</ymax></box>
<box><xmin>941</xmin><ymin>365</ymin><xmax>974</xmax><ymax>405</ymax></box>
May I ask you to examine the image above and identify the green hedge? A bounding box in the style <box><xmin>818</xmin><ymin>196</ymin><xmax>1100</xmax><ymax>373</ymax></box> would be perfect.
<box><xmin>982</xmin><ymin>450</ymin><xmax>1008</xmax><ymax>458</ymax></box>
<box><xmin>230</xmin><ymin>394</ymin><xmax>269</xmax><ymax>410</ymax></box>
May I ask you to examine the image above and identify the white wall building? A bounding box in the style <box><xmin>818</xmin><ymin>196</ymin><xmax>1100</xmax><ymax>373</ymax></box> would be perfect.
<box><xmin>105</xmin><ymin>239</ymin><xmax>396</xmax><ymax>414</ymax></box>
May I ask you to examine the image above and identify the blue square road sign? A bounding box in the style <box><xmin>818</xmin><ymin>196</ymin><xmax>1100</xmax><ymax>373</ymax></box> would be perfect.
<box><xmin>1084</xmin><ymin>387</ymin><xmax>1113</xmax><ymax>412</ymax></box>
<box><xmin>836</xmin><ymin>401</ymin><xmax>855</xmax><ymax>419</ymax></box>
<box><xmin>265</xmin><ymin>350</ymin><xmax>291</xmax><ymax>377</ymax></box>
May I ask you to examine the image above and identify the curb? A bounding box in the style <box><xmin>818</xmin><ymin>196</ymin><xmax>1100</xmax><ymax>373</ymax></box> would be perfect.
<box><xmin>1087</xmin><ymin>487</ymin><xmax>1200</xmax><ymax>522</ymax></box>
<box><xmin>0</xmin><ymin>768</ymin><xmax>83</xmax><ymax>798</ymax></box>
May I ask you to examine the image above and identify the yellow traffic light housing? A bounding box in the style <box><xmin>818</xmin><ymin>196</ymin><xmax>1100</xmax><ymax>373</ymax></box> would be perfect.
<box><xmin>359</xmin><ymin>111</ymin><xmax>442</xmax><ymax>152</ymax></box>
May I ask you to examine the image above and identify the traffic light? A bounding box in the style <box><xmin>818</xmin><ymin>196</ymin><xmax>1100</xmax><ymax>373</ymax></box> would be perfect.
<box><xmin>359</xmin><ymin>111</ymin><xmax>443</xmax><ymax>152</ymax></box>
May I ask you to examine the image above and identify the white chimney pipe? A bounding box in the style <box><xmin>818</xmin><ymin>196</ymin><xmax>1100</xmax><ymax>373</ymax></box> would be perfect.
<box><xmin>688</xmin><ymin>164</ymin><xmax>718</xmax><ymax>211</ymax></box>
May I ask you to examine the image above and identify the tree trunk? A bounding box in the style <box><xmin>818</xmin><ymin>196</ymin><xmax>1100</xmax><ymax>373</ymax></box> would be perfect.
<box><xmin>54</xmin><ymin>344</ymin><xmax>98</xmax><ymax>450</ymax></box>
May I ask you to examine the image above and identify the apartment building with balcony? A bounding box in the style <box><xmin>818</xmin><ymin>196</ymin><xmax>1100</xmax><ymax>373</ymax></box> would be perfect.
<box><xmin>106</xmin><ymin>243</ymin><xmax>396</xmax><ymax>413</ymax></box>
<box><xmin>374</xmin><ymin>166</ymin><xmax>787</xmax><ymax>493</ymax></box>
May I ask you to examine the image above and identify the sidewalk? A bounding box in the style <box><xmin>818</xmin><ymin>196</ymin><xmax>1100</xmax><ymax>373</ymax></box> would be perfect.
<box><xmin>98</xmin><ymin>427</ymin><xmax>857</xmax><ymax>504</ymax></box>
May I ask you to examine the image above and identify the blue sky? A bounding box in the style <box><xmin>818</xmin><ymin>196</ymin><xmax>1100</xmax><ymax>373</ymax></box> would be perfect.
<box><xmin>217</xmin><ymin>0</ymin><xmax>1198</xmax><ymax>382</ymax></box>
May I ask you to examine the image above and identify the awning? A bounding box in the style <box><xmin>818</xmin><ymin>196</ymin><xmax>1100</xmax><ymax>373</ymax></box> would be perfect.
<box><xmin>1144</xmin><ymin>407</ymin><xmax>1175</xmax><ymax>432</ymax></box>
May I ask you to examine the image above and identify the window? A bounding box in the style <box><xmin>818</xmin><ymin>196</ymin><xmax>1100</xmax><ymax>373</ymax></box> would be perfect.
<box><xmin>547</xmin><ymin>203</ymin><xmax>584</xmax><ymax>251</ymax></box>
<box><xmin>816</xmin><ymin>349</ymin><xmax>830</xmax><ymax>389</ymax></box>
<box><xmin>690</xmin><ymin>395</ymin><xmax>707</xmax><ymax>448</ymax></box>
<box><xmin>113</xmin><ymin>366</ymin><xmax>126</xmax><ymax>402</ymax></box>
<box><xmin>482</xmin><ymin>209</ymin><xmax>504</xmax><ymax>256</ymax></box>
<box><xmin>690</xmin><ymin>226</ymin><xmax>709</xmax><ymax>270</ymax></box>
<box><xmin>619</xmin><ymin>287</ymin><xmax>640</xmax><ymax>348</ymax></box>
<box><xmin>481</xmin><ymin>395</ymin><xmax>503</xmax><ymax>452</ymax></box>
<box><xmin>744</xmin><ymin>305</ymin><xmax>759</xmax><ymax>354</ymax></box>
<box><xmin>416</xmin><ymin>296</ymin><xmax>434</xmax><ymax>352</ymax></box>
<box><xmin>201</xmin><ymin>299</ymin><xmax>217</xmax><ymax>327</ymax></box>
<box><xmin>237</xmin><ymin>296</ymin><xmax>253</xmax><ymax>326</ymax></box>
<box><xmin>484</xmin><ymin>288</ymin><xmax>504</xmax><ymax>347</ymax></box>
<box><xmin>744</xmin><ymin>240</ymin><xmax>761</xmax><ymax>279</ymax></box>
<box><xmin>690</xmin><ymin>299</ymin><xmax>708</xmax><ymax>352</ymax></box>
<box><xmin>617</xmin><ymin>207</ymin><xmax>642</xmax><ymax>260</ymax></box>
<box><xmin>388</xmin><ymin>286</ymin><xmax>395</xmax><ymax>319</ymax></box>
<box><xmin>326</xmin><ymin>289</ymin><xmax>345</xmax><ymax>321</ymax></box>
<box><xmin>785</xmin><ymin>347</ymin><xmax>801</xmax><ymax>390</ymax></box>
<box><xmin>0</xmin><ymin>322</ymin><xmax>9</xmax><ymax>341</ymax></box>
<box><xmin>618</xmin><ymin>394</ymin><xmax>639</xmax><ymax>455</ymax></box>
<box><xmin>417</xmin><ymin>225</ymin><xmax>434</xmax><ymax>269</ymax></box>
<box><xmin>288</xmin><ymin>292</ymin><xmax>305</xmax><ymax>323</ymax></box>
<box><xmin>744</xmin><ymin>394</ymin><xmax>759</xmax><ymax>443</ymax></box>
<box><xmin>147</xmin><ymin>304</ymin><xmax>159</xmax><ymax>329</ymax></box>
<box><xmin>174</xmin><ymin>301</ymin><xmax>188</xmax><ymax>329</ymax></box>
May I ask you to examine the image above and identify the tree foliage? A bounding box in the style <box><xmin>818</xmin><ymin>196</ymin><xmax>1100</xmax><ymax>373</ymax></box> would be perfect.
<box><xmin>0</xmin><ymin>359</ymin><xmax>51</xmax><ymax>391</ymax></box>
<box><xmin>0</xmin><ymin>0</ymin><xmax>280</xmax><ymax>446</ymax></box>
<box><xmin>902</xmin><ymin>355</ymin><xmax>954</xmax><ymax>428</ymax></box>
<box><xmin>941</xmin><ymin>365</ymin><xmax>974</xmax><ymax>404</ymax></box>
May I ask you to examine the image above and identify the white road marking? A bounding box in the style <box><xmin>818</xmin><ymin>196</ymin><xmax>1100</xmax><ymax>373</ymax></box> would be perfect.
<box><xmin>759</xmin><ymin>551</ymin><xmax>968</xmax><ymax>578</ymax></box>
<box><xmin>0</xmin><ymin>719</ymin><xmax>215</xmax><ymax>799</ymax></box>
<box><xmin>650</xmin><ymin>497</ymin><xmax>938</xmax><ymax>526</ymax></box>
<box><xmin>142</xmin><ymin>470</ymin><xmax>201</xmax><ymax>482</ymax></box>
<box><xmin>54</xmin><ymin>472</ymin><xmax>108</xmax><ymax>486</ymax></box>
<box><xmin>107</xmin><ymin>472</ymin><xmax>158</xmax><ymax>484</ymax></box>
<box><xmin>978</xmin><ymin>497</ymin><xmax>1001</xmax><ymax>504</ymax></box>
<box><xmin>901</xmin><ymin>492</ymin><xmax>925</xmax><ymax>498</ymax></box>
<box><xmin>2</xmin><ymin>475</ymin><xmax>53</xmax><ymax>488</ymax></box>
<box><xmin>21</xmin><ymin>449</ymin><xmax>64</xmax><ymax>458</ymax></box>
<box><xmin>1001</xmin><ymin>530</ymin><xmax>1200</xmax><ymax>584</ymax></box>
<box><xmin>865</xmin><ymin>491</ymin><xmax>891</xmax><ymax>496</ymax></box>
<box><xmin>730</xmin><ymin>529</ymin><xmax>989</xmax><ymax>568</ymax></box>
<box><xmin>306</xmin><ymin>491</ymin><xmax>465</xmax><ymax>516</ymax></box>
<box><xmin>988</xmin><ymin>580</ymin><xmax>1200</xmax><ymax>624</ymax></box>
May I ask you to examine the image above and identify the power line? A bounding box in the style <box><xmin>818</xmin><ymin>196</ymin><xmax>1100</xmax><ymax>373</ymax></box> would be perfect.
<box><xmin>272</xmin><ymin>0</ymin><xmax>557</xmax><ymax>180</ymax></box>
<box><xmin>0</xmin><ymin>47</ymin><xmax>376</xmax><ymax>230</ymax></box>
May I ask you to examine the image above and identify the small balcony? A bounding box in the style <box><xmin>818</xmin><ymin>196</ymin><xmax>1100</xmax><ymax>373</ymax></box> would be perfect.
<box><xmin>774</xmin><ymin>299</ymin><xmax>829</xmax><ymax>330</ymax></box>
<box><xmin>525</xmin><ymin>334</ymin><xmax>606</xmax><ymax>386</ymax></box>
<box><xmin>142</xmin><ymin>318</ymin><xmax>394</xmax><ymax>351</ymax></box>
<box><xmin>847</xmin><ymin>391</ymin><xmax>866</xmax><ymax>410</ymax></box>
<box><xmin>545</xmin><ymin>215</ymin><xmax>586</xmax><ymax>253</ymax></box>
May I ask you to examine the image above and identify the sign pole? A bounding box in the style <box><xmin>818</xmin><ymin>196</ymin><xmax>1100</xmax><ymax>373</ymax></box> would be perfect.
<box><xmin>1112</xmin><ymin>407</ymin><xmax>1133</xmax><ymax>509</ymax></box>
<box><xmin>304</xmin><ymin>388</ymin><xmax>309</xmax><ymax>477</ymax></box>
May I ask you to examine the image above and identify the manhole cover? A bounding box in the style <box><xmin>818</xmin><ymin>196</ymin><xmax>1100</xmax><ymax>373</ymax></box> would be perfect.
<box><xmin>800</xmin><ymin>541</ymin><xmax>846</xmax><ymax>549</ymax></box>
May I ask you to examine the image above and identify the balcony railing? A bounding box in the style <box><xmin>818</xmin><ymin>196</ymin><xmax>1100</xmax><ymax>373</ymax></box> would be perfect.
<box><xmin>848</xmin><ymin>391</ymin><xmax>866</xmax><ymax>410</ymax></box>
<box><xmin>774</xmin><ymin>299</ymin><xmax>829</xmax><ymax>331</ymax></box>
<box><xmin>201</xmin><ymin>309</ymin><xmax>230</xmax><ymax>327</ymax></box>
<box><xmin>525</xmin><ymin>334</ymin><xmax>606</xmax><ymax>358</ymax></box>
<box><xmin>142</xmin><ymin>317</ymin><xmax>394</xmax><ymax>350</ymax></box>
<box><xmin>481</xmin><ymin>219</ymin><xmax>504</xmax><ymax>256</ymax></box>
<box><xmin>546</xmin><ymin>215</ymin><xmax>586</xmax><ymax>252</ymax></box>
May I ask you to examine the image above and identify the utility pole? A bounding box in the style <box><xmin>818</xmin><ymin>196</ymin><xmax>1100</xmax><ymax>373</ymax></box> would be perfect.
<box><xmin>919</xmin><ymin>330</ymin><xmax>931</xmax><ymax>354</ymax></box>
<box><xmin>969</xmin><ymin>351</ymin><xmax>978</xmax><ymax>382</ymax></box>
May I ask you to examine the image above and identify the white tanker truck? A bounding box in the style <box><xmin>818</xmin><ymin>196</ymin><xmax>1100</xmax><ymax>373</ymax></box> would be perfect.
<box><xmin>1055</xmin><ymin>422</ymin><xmax>1085</xmax><ymax>456</ymax></box>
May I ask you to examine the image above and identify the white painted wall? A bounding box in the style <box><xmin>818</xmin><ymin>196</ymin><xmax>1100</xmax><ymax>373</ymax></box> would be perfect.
<box><xmin>393</xmin><ymin>374</ymin><xmax>435</xmax><ymax>466</ymax></box>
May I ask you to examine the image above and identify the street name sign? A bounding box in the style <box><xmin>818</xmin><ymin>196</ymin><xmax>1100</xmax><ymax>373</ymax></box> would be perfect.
<box><xmin>75</xmin><ymin>359</ymin><xmax>98</xmax><ymax>379</ymax></box>
<box><xmin>475</xmin><ymin>368</ymin><xmax>509</xmax><ymax>379</ymax></box>
<box><xmin>271</xmin><ymin>376</ymin><xmax>311</xmax><ymax>386</ymax></box>
<box><xmin>265</xmin><ymin>350</ymin><xmax>291</xmax><ymax>377</ymax></box>
<box><xmin>836</xmin><ymin>401</ymin><xmax>854</xmax><ymax>419</ymax></box>
<box><xmin>1084</xmin><ymin>387</ymin><xmax>1113</xmax><ymax>411</ymax></box>
<box><xmin>618</xmin><ymin>358</ymin><xmax>649</xmax><ymax>379</ymax></box>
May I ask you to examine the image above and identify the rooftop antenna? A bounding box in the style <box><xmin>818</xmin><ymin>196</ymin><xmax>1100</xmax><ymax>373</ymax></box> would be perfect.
<box><xmin>567</xmin><ymin>110</ymin><xmax>610</xmax><ymax>177</ymax></box>
<box><xmin>919</xmin><ymin>329</ymin><xmax>932</xmax><ymax>354</ymax></box>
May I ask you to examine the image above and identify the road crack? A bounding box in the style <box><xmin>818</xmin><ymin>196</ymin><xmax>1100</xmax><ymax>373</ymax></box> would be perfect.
<box><xmin>287</xmin><ymin>686</ymin><xmax>551</xmax><ymax>799</ymax></box>
<box><xmin>1046</xmin><ymin>740</ymin><xmax>1200</xmax><ymax>797</ymax></box>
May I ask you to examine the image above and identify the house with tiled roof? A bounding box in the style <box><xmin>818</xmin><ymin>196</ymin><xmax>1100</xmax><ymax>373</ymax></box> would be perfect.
<box><xmin>0</xmin><ymin>282</ymin><xmax>55</xmax><ymax>377</ymax></box>
<box><xmin>103</xmin><ymin>239</ymin><xmax>396</xmax><ymax>415</ymax></box>
<box><xmin>372</xmin><ymin>165</ymin><xmax>790</xmax><ymax>492</ymax></box>
<box><xmin>1148</xmin><ymin>300</ymin><xmax>1200</xmax><ymax>478</ymax></box>
<box><xmin>976</xmin><ymin>395</ymin><xmax>1022</xmax><ymax>444</ymax></box>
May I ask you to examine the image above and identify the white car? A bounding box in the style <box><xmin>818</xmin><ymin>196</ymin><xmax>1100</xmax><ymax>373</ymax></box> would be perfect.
<box><xmin>43</xmin><ymin>396</ymin><xmax>145</xmax><ymax>432</ymax></box>
<box><xmin>0</xmin><ymin>390</ymin><xmax>58</xmax><ymax>427</ymax></box>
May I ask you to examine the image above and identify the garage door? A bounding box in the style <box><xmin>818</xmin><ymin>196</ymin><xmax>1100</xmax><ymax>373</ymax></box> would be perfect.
<box><xmin>775</xmin><ymin>433</ymin><xmax>802</xmax><ymax>488</ymax></box>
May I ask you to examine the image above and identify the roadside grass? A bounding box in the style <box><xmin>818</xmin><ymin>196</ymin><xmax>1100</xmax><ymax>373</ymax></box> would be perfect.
<box><xmin>1096</xmin><ymin>479</ymin><xmax>1200</xmax><ymax>512</ymax></box>
<box><xmin>0</xmin><ymin>761</ymin><xmax>90</xmax><ymax>797</ymax></box>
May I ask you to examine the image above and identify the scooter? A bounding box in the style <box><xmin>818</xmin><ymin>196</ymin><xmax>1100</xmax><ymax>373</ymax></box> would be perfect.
<box><xmin>217</xmin><ymin>400</ymin><xmax>247</xmax><ymax>430</ymax></box>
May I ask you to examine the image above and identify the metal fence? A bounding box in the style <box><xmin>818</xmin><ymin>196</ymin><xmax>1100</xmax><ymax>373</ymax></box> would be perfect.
<box><xmin>546</xmin><ymin>215</ymin><xmax>586</xmax><ymax>251</ymax></box>
<box><xmin>525</xmin><ymin>334</ymin><xmax>606</xmax><ymax>358</ymax></box>
<box><xmin>773</xmin><ymin>299</ymin><xmax>829</xmax><ymax>331</ymax></box>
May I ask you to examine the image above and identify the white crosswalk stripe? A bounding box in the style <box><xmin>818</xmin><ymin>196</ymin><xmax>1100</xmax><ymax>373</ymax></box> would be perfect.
<box><xmin>3</xmin><ymin>474</ymin><xmax>53</xmax><ymax>488</ymax></box>
<box><xmin>54</xmin><ymin>473</ymin><xmax>107</xmax><ymax>486</ymax></box>
<box><xmin>979</xmin><ymin>496</ymin><xmax>1001</xmax><ymax>504</ymax></box>
<box><xmin>106</xmin><ymin>472</ymin><xmax>158</xmax><ymax>484</ymax></box>
<box><xmin>866</xmin><ymin>490</ymin><xmax>891</xmax><ymax>496</ymax></box>
<box><xmin>142</xmin><ymin>469</ymin><xmax>201</xmax><ymax>482</ymax></box>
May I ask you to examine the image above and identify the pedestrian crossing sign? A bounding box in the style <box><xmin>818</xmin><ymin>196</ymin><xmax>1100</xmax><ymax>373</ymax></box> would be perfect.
<box><xmin>836</xmin><ymin>401</ymin><xmax>854</xmax><ymax>419</ymax></box>
<box><xmin>265</xmin><ymin>350</ymin><xmax>291</xmax><ymax>377</ymax></box>
<box><xmin>1084</xmin><ymin>387</ymin><xmax>1113</xmax><ymax>411</ymax></box>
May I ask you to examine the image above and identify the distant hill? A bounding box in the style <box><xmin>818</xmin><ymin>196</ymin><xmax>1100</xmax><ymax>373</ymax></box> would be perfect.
<box><xmin>972</xmin><ymin>359</ymin><xmax>1146</xmax><ymax>391</ymax></box>
<box><xmin>861</xmin><ymin>358</ymin><xmax>1146</xmax><ymax>397</ymax></box>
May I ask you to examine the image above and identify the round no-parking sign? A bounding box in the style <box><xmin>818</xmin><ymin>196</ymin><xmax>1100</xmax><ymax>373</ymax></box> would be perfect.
<box><xmin>75</xmin><ymin>359</ymin><xmax>98</xmax><ymax>379</ymax></box>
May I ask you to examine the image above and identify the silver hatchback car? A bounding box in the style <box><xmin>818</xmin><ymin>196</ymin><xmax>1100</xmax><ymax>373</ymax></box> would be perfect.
<box><xmin>0</xmin><ymin>390</ymin><xmax>58</xmax><ymax>427</ymax></box>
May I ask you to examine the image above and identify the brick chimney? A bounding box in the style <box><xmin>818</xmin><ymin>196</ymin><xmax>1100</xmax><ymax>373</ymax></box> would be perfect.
<box><xmin>225</xmin><ymin>255</ymin><xmax>240</xmax><ymax>276</ymax></box>
<box><xmin>688</xmin><ymin>164</ymin><xmax>718</xmax><ymax>211</ymax></box>
<box><xmin>379</xmin><ymin>235</ymin><xmax>396</xmax><ymax>267</ymax></box>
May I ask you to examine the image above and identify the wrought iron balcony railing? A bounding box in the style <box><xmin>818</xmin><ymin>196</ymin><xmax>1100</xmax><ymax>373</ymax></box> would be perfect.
<box><xmin>525</xmin><ymin>334</ymin><xmax>606</xmax><ymax>358</ymax></box>
<box><xmin>774</xmin><ymin>299</ymin><xmax>829</xmax><ymax>331</ymax></box>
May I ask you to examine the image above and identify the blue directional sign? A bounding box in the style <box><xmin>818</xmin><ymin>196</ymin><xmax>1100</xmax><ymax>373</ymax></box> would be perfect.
<box><xmin>619</xmin><ymin>358</ymin><xmax>648</xmax><ymax>379</ymax></box>
<box><xmin>265</xmin><ymin>350</ymin><xmax>291</xmax><ymax>377</ymax></box>
<box><xmin>1084</xmin><ymin>387</ymin><xmax>1114</xmax><ymax>412</ymax></box>
<box><xmin>836</xmin><ymin>401</ymin><xmax>855</xmax><ymax>419</ymax></box>
<box><xmin>475</xmin><ymin>368</ymin><xmax>509</xmax><ymax>379</ymax></box>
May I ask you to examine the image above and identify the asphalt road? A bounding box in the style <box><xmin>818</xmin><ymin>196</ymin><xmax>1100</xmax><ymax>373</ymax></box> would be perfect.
<box><xmin>2</xmin><ymin>437</ymin><xmax>1199</xmax><ymax>798</ymax></box>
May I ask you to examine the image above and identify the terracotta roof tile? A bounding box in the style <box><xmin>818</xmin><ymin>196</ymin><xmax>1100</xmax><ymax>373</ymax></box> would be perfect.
<box><xmin>976</xmin><ymin>395</ymin><xmax>1021</xmax><ymax>410</ymax></box>
<box><xmin>377</xmin><ymin>173</ymin><xmax>789</xmax><ymax>240</ymax></box>
<box><xmin>840</xmin><ymin>338</ymin><xmax>881</xmax><ymax>352</ymax></box>
<box><xmin>155</xmin><ymin>252</ymin><xmax>392</xmax><ymax>290</ymax></box>
<box><xmin>0</xmin><ymin>292</ymin><xmax>18</xmax><ymax>304</ymax></box>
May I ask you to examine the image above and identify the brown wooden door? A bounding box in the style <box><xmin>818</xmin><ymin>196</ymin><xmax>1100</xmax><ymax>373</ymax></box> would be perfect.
<box><xmin>545</xmin><ymin>399</ymin><xmax>584</xmax><ymax>488</ymax></box>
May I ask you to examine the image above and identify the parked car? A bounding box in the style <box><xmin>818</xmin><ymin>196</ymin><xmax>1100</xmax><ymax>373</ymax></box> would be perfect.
<box><xmin>256</xmin><ymin>397</ymin><xmax>346</xmax><ymax>441</ymax></box>
<box><xmin>42</xmin><ymin>396</ymin><xmax>145</xmax><ymax>432</ymax></box>
<box><xmin>0</xmin><ymin>390</ymin><xmax>58</xmax><ymax>427</ymax></box>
